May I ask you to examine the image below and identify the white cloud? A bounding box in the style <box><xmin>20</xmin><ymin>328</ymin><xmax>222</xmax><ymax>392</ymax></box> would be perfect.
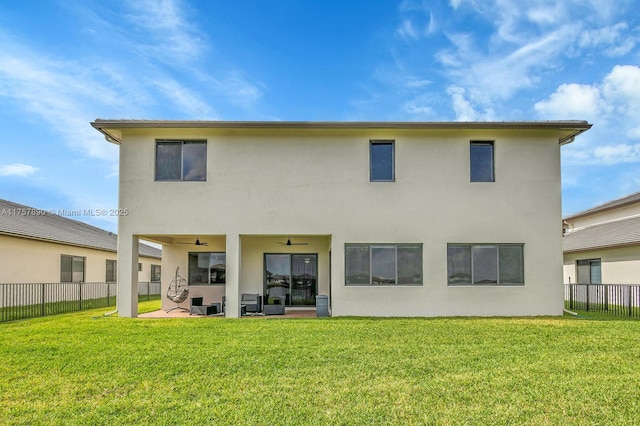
<box><xmin>405</xmin><ymin>76</ymin><xmax>431</xmax><ymax>89</ymax></box>
<box><xmin>402</xmin><ymin>94</ymin><xmax>435</xmax><ymax>118</ymax></box>
<box><xmin>537</xmin><ymin>65</ymin><xmax>640</xmax><ymax>120</ymax></box>
<box><xmin>123</xmin><ymin>0</ymin><xmax>206</xmax><ymax>63</ymax></box>
<box><xmin>627</xmin><ymin>127</ymin><xmax>640</xmax><ymax>139</ymax></box>
<box><xmin>427</xmin><ymin>12</ymin><xmax>437</xmax><ymax>34</ymax></box>
<box><xmin>526</xmin><ymin>4</ymin><xmax>566</xmax><ymax>26</ymax></box>
<box><xmin>421</xmin><ymin>0</ymin><xmax>639</xmax><ymax>121</ymax></box>
<box><xmin>534</xmin><ymin>83</ymin><xmax>605</xmax><ymax>120</ymax></box>
<box><xmin>579</xmin><ymin>23</ymin><xmax>636</xmax><ymax>56</ymax></box>
<box><xmin>447</xmin><ymin>86</ymin><xmax>487</xmax><ymax>121</ymax></box>
<box><xmin>466</xmin><ymin>23</ymin><xmax>580</xmax><ymax>100</ymax></box>
<box><xmin>593</xmin><ymin>144</ymin><xmax>640</xmax><ymax>165</ymax></box>
<box><xmin>397</xmin><ymin>1</ymin><xmax>437</xmax><ymax>40</ymax></box>
<box><xmin>602</xmin><ymin>65</ymin><xmax>640</xmax><ymax>114</ymax></box>
<box><xmin>0</xmin><ymin>164</ymin><xmax>38</xmax><ymax>177</ymax></box>
<box><xmin>220</xmin><ymin>72</ymin><xmax>264</xmax><ymax>108</ymax></box>
<box><xmin>540</xmin><ymin>65</ymin><xmax>640</xmax><ymax>167</ymax></box>
<box><xmin>0</xmin><ymin>40</ymin><xmax>120</xmax><ymax>162</ymax></box>
<box><xmin>398</xmin><ymin>20</ymin><xmax>419</xmax><ymax>39</ymax></box>
<box><xmin>153</xmin><ymin>78</ymin><xmax>216</xmax><ymax>119</ymax></box>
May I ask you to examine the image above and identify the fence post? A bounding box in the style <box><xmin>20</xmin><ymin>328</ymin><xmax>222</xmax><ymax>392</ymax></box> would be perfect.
<box><xmin>604</xmin><ymin>284</ymin><xmax>609</xmax><ymax>311</ymax></box>
<box><xmin>569</xmin><ymin>285</ymin><xmax>574</xmax><ymax>310</ymax></box>
<box><xmin>628</xmin><ymin>285</ymin><xmax>632</xmax><ymax>317</ymax></box>
<box><xmin>79</xmin><ymin>283</ymin><xmax>83</xmax><ymax>311</ymax></box>
<box><xmin>586</xmin><ymin>284</ymin><xmax>590</xmax><ymax>312</ymax></box>
<box><xmin>41</xmin><ymin>283</ymin><xmax>45</xmax><ymax>317</ymax></box>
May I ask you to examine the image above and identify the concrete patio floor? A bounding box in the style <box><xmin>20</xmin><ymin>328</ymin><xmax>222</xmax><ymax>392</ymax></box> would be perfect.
<box><xmin>139</xmin><ymin>308</ymin><xmax>319</xmax><ymax>319</ymax></box>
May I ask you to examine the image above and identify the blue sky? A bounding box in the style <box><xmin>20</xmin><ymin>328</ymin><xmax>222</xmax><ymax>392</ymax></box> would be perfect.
<box><xmin>1</xmin><ymin>0</ymin><xmax>639</xmax><ymax>232</ymax></box>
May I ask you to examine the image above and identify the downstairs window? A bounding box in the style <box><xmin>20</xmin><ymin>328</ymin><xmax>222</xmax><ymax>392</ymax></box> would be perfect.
<box><xmin>345</xmin><ymin>244</ymin><xmax>422</xmax><ymax>285</ymax></box>
<box><xmin>447</xmin><ymin>244</ymin><xmax>524</xmax><ymax>286</ymax></box>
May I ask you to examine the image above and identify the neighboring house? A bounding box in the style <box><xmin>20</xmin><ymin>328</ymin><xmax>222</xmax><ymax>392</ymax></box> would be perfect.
<box><xmin>91</xmin><ymin>120</ymin><xmax>591</xmax><ymax>318</ymax></box>
<box><xmin>0</xmin><ymin>199</ymin><xmax>162</xmax><ymax>284</ymax></box>
<box><xmin>563</xmin><ymin>191</ymin><xmax>640</xmax><ymax>284</ymax></box>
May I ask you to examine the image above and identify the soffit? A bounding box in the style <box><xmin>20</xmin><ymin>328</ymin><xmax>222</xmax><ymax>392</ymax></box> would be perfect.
<box><xmin>91</xmin><ymin>120</ymin><xmax>592</xmax><ymax>145</ymax></box>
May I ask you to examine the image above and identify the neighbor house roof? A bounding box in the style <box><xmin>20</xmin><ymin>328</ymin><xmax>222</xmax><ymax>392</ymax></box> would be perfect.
<box><xmin>564</xmin><ymin>191</ymin><xmax>640</xmax><ymax>221</ymax></box>
<box><xmin>0</xmin><ymin>199</ymin><xmax>161</xmax><ymax>258</ymax></box>
<box><xmin>91</xmin><ymin>119</ymin><xmax>592</xmax><ymax>145</ymax></box>
<box><xmin>563</xmin><ymin>215</ymin><xmax>640</xmax><ymax>253</ymax></box>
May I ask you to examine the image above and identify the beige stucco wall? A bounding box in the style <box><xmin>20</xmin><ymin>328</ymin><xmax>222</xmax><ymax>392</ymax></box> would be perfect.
<box><xmin>116</xmin><ymin>127</ymin><xmax>565</xmax><ymax>317</ymax></box>
<box><xmin>563</xmin><ymin>246</ymin><xmax>640</xmax><ymax>284</ymax></box>
<box><xmin>0</xmin><ymin>234</ymin><xmax>160</xmax><ymax>283</ymax></box>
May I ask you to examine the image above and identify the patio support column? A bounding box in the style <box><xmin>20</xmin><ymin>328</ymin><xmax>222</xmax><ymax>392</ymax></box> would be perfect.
<box><xmin>117</xmin><ymin>233</ymin><xmax>139</xmax><ymax>318</ymax></box>
<box><xmin>225</xmin><ymin>233</ymin><xmax>241</xmax><ymax>318</ymax></box>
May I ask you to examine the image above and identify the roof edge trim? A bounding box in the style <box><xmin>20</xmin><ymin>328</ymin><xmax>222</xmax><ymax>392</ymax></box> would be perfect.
<box><xmin>91</xmin><ymin>119</ymin><xmax>592</xmax><ymax>144</ymax></box>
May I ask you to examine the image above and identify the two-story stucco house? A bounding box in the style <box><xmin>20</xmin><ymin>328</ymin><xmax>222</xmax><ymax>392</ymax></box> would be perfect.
<box><xmin>91</xmin><ymin>120</ymin><xmax>590</xmax><ymax>318</ymax></box>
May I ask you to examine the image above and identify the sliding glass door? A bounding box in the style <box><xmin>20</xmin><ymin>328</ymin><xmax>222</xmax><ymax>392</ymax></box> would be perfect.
<box><xmin>265</xmin><ymin>254</ymin><xmax>317</xmax><ymax>306</ymax></box>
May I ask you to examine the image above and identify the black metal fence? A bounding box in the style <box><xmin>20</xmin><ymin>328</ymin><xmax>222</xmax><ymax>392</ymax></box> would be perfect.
<box><xmin>565</xmin><ymin>284</ymin><xmax>640</xmax><ymax>318</ymax></box>
<box><xmin>0</xmin><ymin>281</ymin><xmax>161</xmax><ymax>323</ymax></box>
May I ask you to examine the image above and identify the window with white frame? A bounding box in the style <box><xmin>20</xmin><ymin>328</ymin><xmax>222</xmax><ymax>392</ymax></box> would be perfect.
<box><xmin>61</xmin><ymin>255</ymin><xmax>85</xmax><ymax>283</ymax></box>
<box><xmin>576</xmin><ymin>259</ymin><xmax>601</xmax><ymax>284</ymax></box>
<box><xmin>345</xmin><ymin>244</ymin><xmax>422</xmax><ymax>285</ymax></box>
<box><xmin>106</xmin><ymin>259</ymin><xmax>117</xmax><ymax>282</ymax></box>
<box><xmin>188</xmin><ymin>252</ymin><xmax>226</xmax><ymax>285</ymax></box>
<box><xmin>447</xmin><ymin>244</ymin><xmax>524</xmax><ymax>285</ymax></box>
<box><xmin>370</xmin><ymin>140</ymin><xmax>394</xmax><ymax>182</ymax></box>
<box><xmin>151</xmin><ymin>264</ymin><xmax>162</xmax><ymax>282</ymax></box>
<box><xmin>155</xmin><ymin>140</ymin><xmax>207</xmax><ymax>181</ymax></box>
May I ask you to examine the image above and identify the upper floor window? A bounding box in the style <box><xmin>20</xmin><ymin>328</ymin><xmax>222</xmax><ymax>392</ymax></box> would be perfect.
<box><xmin>156</xmin><ymin>140</ymin><xmax>207</xmax><ymax>181</ymax></box>
<box><xmin>370</xmin><ymin>140</ymin><xmax>394</xmax><ymax>182</ymax></box>
<box><xmin>345</xmin><ymin>244</ymin><xmax>422</xmax><ymax>285</ymax></box>
<box><xmin>470</xmin><ymin>141</ymin><xmax>494</xmax><ymax>182</ymax></box>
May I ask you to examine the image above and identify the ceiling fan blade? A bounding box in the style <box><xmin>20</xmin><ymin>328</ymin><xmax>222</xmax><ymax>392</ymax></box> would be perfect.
<box><xmin>177</xmin><ymin>237</ymin><xmax>209</xmax><ymax>246</ymax></box>
<box><xmin>276</xmin><ymin>237</ymin><xmax>308</xmax><ymax>246</ymax></box>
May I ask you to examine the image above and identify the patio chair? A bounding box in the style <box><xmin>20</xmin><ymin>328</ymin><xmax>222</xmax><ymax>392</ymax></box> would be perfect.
<box><xmin>165</xmin><ymin>267</ymin><xmax>189</xmax><ymax>313</ymax></box>
<box><xmin>189</xmin><ymin>297</ymin><xmax>219</xmax><ymax>316</ymax></box>
<box><xmin>241</xmin><ymin>293</ymin><xmax>262</xmax><ymax>314</ymax></box>
<box><xmin>264</xmin><ymin>297</ymin><xmax>285</xmax><ymax>315</ymax></box>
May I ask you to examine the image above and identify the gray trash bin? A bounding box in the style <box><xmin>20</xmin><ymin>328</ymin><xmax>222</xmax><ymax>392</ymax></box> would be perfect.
<box><xmin>316</xmin><ymin>294</ymin><xmax>329</xmax><ymax>317</ymax></box>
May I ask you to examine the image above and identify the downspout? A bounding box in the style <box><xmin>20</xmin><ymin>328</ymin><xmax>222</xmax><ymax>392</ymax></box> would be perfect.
<box><xmin>101</xmin><ymin>282</ymin><xmax>119</xmax><ymax>317</ymax></box>
<box><xmin>102</xmin><ymin>309</ymin><xmax>118</xmax><ymax>317</ymax></box>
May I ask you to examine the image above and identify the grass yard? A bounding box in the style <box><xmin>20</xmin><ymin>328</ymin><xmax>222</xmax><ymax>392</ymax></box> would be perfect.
<box><xmin>1</xmin><ymin>303</ymin><xmax>639</xmax><ymax>425</ymax></box>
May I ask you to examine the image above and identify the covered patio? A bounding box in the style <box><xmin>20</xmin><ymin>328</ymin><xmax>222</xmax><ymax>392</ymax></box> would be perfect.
<box><xmin>118</xmin><ymin>233</ymin><xmax>332</xmax><ymax>318</ymax></box>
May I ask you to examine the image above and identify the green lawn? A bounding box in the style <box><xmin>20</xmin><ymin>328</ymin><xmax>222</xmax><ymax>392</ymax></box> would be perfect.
<box><xmin>1</xmin><ymin>303</ymin><xmax>639</xmax><ymax>425</ymax></box>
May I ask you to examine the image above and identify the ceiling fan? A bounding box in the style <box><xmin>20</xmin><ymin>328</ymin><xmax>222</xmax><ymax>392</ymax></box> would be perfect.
<box><xmin>177</xmin><ymin>236</ymin><xmax>209</xmax><ymax>246</ymax></box>
<box><xmin>277</xmin><ymin>236</ymin><xmax>308</xmax><ymax>246</ymax></box>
